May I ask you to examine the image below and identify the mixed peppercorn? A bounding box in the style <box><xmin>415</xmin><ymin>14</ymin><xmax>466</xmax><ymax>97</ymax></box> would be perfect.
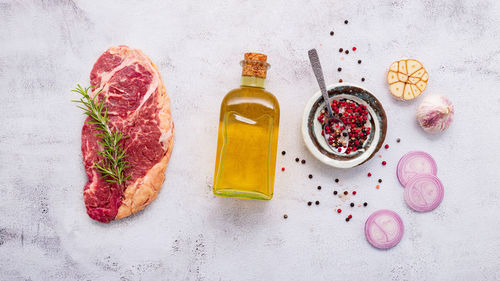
<box><xmin>317</xmin><ymin>99</ymin><xmax>372</xmax><ymax>155</ymax></box>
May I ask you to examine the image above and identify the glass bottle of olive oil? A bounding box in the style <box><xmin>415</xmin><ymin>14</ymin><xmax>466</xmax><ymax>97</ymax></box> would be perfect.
<box><xmin>213</xmin><ymin>53</ymin><xmax>280</xmax><ymax>200</ymax></box>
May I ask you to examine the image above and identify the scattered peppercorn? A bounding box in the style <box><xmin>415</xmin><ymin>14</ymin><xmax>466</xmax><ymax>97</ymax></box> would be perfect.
<box><xmin>345</xmin><ymin>50</ymin><xmax>349</xmax><ymax>54</ymax></box>
<box><xmin>345</xmin><ymin>217</ymin><xmax>350</xmax><ymax>222</ymax></box>
<box><xmin>384</xmin><ymin>144</ymin><xmax>389</xmax><ymax>149</ymax></box>
<box><xmin>344</xmin><ymin>191</ymin><xmax>348</xmax><ymax>195</ymax></box>
<box><xmin>301</xmin><ymin>159</ymin><xmax>306</xmax><ymax>164</ymax></box>
<box><xmin>352</xmin><ymin>191</ymin><xmax>357</xmax><ymax>195</ymax></box>
<box><xmin>337</xmin><ymin>67</ymin><xmax>342</xmax><ymax>72</ymax></box>
<box><xmin>339</xmin><ymin>48</ymin><xmax>343</xmax><ymax>53</ymax></box>
<box><xmin>397</xmin><ymin>138</ymin><xmax>401</xmax><ymax>143</ymax></box>
<box><xmin>335</xmin><ymin>178</ymin><xmax>339</xmax><ymax>183</ymax></box>
<box><xmin>282</xmin><ymin>151</ymin><xmax>286</xmax><ymax>155</ymax></box>
<box><xmin>361</xmin><ymin>77</ymin><xmax>365</xmax><ymax>82</ymax></box>
<box><xmin>315</xmin><ymin>201</ymin><xmax>320</xmax><ymax>205</ymax></box>
<box><xmin>283</xmin><ymin>214</ymin><xmax>288</xmax><ymax>219</ymax></box>
<box><xmin>382</xmin><ymin>161</ymin><xmax>387</xmax><ymax>166</ymax></box>
<box><xmin>317</xmin><ymin>185</ymin><xmax>321</xmax><ymax>190</ymax></box>
<box><xmin>281</xmin><ymin>167</ymin><xmax>285</xmax><ymax>172</ymax></box>
<box><xmin>308</xmin><ymin>201</ymin><xmax>312</xmax><ymax>206</ymax></box>
<box><xmin>295</xmin><ymin>157</ymin><xmax>299</xmax><ymax>162</ymax></box>
<box><xmin>338</xmin><ymin>79</ymin><xmax>343</xmax><ymax>83</ymax></box>
<box><xmin>348</xmin><ymin>214</ymin><xmax>352</xmax><ymax>219</ymax></box>
<box><xmin>350</xmin><ymin>202</ymin><xmax>354</xmax><ymax>207</ymax></box>
<box><xmin>330</xmin><ymin>31</ymin><xmax>334</xmax><ymax>36</ymax></box>
<box><xmin>376</xmin><ymin>185</ymin><xmax>380</xmax><ymax>189</ymax></box>
<box><xmin>363</xmin><ymin>202</ymin><xmax>368</xmax><ymax>207</ymax></box>
<box><xmin>358</xmin><ymin>60</ymin><xmax>362</xmax><ymax>64</ymax></box>
<box><xmin>378</xmin><ymin>179</ymin><xmax>382</xmax><ymax>183</ymax></box>
<box><xmin>352</xmin><ymin>47</ymin><xmax>357</xmax><ymax>51</ymax></box>
<box><xmin>308</xmin><ymin>174</ymin><xmax>313</xmax><ymax>179</ymax></box>
<box><xmin>344</xmin><ymin>20</ymin><xmax>348</xmax><ymax>24</ymax></box>
<box><xmin>337</xmin><ymin>208</ymin><xmax>342</xmax><ymax>213</ymax></box>
<box><xmin>333</xmin><ymin>190</ymin><xmax>338</xmax><ymax>195</ymax></box>
<box><xmin>367</xmin><ymin>172</ymin><xmax>372</xmax><ymax>177</ymax></box>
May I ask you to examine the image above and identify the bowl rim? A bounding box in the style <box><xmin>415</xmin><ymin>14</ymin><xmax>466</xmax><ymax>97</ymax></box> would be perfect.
<box><xmin>301</xmin><ymin>83</ymin><xmax>387</xmax><ymax>168</ymax></box>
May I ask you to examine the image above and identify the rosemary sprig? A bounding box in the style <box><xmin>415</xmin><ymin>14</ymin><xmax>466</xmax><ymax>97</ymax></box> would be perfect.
<box><xmin>72</xmin><ymin>84</ymin><xmax>130</xmax><ymax>184</ymax></box>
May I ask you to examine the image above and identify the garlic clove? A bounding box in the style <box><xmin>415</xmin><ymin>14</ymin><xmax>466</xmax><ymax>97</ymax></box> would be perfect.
<box><xmin>408</xmin><ymin>77</ymin><xmax>420</xmax><ymax>84</ymax></box>
<box><xmin>416</xmin><ymin>80</ymin><xmax>427</xmax><ymax>91</ymax></box>
<box><xmin>412</xmin><ymin>68</ymin><xmax>426</xmax><ymax>78</ymax></box>
<box><xmin>398</xmin><ymin>60</ymin><xmax>408</xmax><ymax>74</ymax></box>
<box><xmin>407</xmin><ymin>59</ymin><xmax>422</xmax><ymax>75</ymax></box>
<box><xmin>403</xmin><ymin>84</ymin><xmax>413</xmax><ymax>100</ymax></box>
<box><xmin>389</xmin><ymin>62</ymin><xmax>399</xmax><ymax>72</ymax></box>
<box><xmin>410</xmin><ymin>84</ymin><xmax>422</xmax><ymax>98</ymax></box>
<box><xmin>398</xmin><ymin>72</ymin><xmax>409</xmax><ymax>82</ymax></box>
<box><xmin>421</xmin><ymin>72</ymin><xmax>429</xmax><ymax>82</ymax></box>
<box><xmin>390</xmin><ymin>82</ymin><xmax>405</xmax><ymax>98</ymax></box>
<box><xmin>387</xmin><ymin>71</ymin><xmax>399</xmax><ymax>84</ymax></box>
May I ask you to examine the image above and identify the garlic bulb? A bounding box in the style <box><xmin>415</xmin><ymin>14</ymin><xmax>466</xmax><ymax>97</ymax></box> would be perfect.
<box><xmin>416</xmin><ymin>95</ymin><xmax>454</xmax><ymax>134</ymax></box>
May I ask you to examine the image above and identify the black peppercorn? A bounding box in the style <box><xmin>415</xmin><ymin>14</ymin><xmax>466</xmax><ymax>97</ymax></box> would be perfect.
<box><xmin>283</xmin><ymin>214</ymin><xmax>288</xmax><ymax>219</ymax></box>
<box><xmin>346</xmin><ymin>217</ymin><xmax>350</xmax><ymax>222</ymax></box>
<box><xmin>339</xmin><ymin>79</ymin><xmax>343</xmax><ymax>83</ymax></box>
<box><xmin>301</xmin><ymin>159</ymin><xmax>306</xmax><ymax>164</ymax></box>
<box><xmin>350</xmin><ymin>202</ymin><xmax>354</xmax><ymax>207</ymax></box>
<box><xmin>330</xmin><ymin>31</ymin><xmax>334</xmax><ymax>36</ymax></box>
<box><xmin>344</xmin><ymin>191</ymin><xmax>348</xmax><ymax>195</ymax></box>
<box><xmin>358</xmin><ymin>60</ymin><xmax>362</xmax><ymax>64</ymax></box>
<box><xmin>295</xmin><ymin>158</ymin><xmax>299</xmax><ymax>162</ymax></box>
<box><xmin>335</xmin><ymin>178</ymin><xmax>339</xmax><ymax>183</ymax></box>
<box><xmin>308</xmin><ymin>174</ymin><xmax>313</xmax><ymax>179</ymax></box>
<box><xmin>308</xmin><ymin>201</ymin><xmax>312</xmax><ymax>206</ymax></box>
<box><xmin>337</xmin><ymin>67</ymin><xmax>342</xmax><ymax>72</ymax></box>
<box><xmin>397</xmin><ymin>138</ymin><xmax>401</xmax><ymax>143</ymax></box>
<box><xmin>339</xmin><ymin>48</ymin><xmax>343</xmax><ymax>52</ymax></box>
<box><xmin>315</xmin><ymin>201</ymin><xmax>320</xmax><ymax>205</ymax></box>
<box><xmin>344</xmin><ymin>20</ymin><xmax>348</xmax><ymax>24</ymax></box>
<box><xmin>363</xmin><ymin>202</ymin><xmax>368</xmax><ymax>207</ymax></box>
<box><xmin>345</xmin><ymin>50</ymin><xmax>349</xmax><ymax>54</ymax></box>
<box><xmin>361</xmin><ymin>77</ymin><xmax>365</xmax><ymax>82</ymax></box>
<box><xmin>378</xmin><ymin>179</ymin><xmax>382</xmax><ymax>183</ymax></box>
<box><xmin>282</xmin><ymin>151</ymin><xmax>286</xmax><ymax>155</ymax></box>
<box><xmin>333</xmin><ymin>190</ymin><xmax>338</xmax><ymax>195</ymax></box>
<box><xmin>317</xmin><ymin>186</ymin><xmax>321</xmax><ymax>190</ymax></box>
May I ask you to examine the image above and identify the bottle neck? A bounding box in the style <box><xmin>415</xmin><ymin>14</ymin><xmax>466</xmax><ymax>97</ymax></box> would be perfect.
<box><xmin>241</xmin><ymin>76</ymin><xmax>266</xmax><ymax>89</ymax></box>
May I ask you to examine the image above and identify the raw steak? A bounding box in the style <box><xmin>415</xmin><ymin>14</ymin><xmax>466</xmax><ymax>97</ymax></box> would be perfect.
<box><xmin>81</xmin><ymin>46</ymin><xmax>174</xmax><ymax>223</ymax></box>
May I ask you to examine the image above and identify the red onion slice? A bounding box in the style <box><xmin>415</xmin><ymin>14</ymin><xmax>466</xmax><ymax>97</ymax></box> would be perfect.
<box><xmin>365</xmin><ymin>209</ymin><xmax>404</xmax><ymax>249</ymax></box>
<box><xmin>397</xmin><ymin>151</ymin><xmax>437</xmax><ymax>187</ymax></box>
<box><xmin>404</xmin><ymin>174</ymin><xmax>444</xmax><ymax>212</ymax></box>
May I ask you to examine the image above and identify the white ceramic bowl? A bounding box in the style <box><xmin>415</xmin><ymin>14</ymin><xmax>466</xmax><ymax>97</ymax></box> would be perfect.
<box><xmin>301</xmin><ymin>83</ymin><xmax>387</xmax><ymax>168</ymax></box>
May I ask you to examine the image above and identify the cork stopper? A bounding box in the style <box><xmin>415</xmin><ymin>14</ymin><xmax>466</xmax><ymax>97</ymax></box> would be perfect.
<box><xmin>241</xmin><ymin>52</ymin><xmax>270</xmax><ymax>79</ymax></box>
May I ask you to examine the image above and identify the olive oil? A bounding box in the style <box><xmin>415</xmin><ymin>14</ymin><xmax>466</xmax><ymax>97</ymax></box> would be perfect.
<box><xmin>213</xmin><ymin>53</ymin><xmax>280</xmax><ymax>200</ymax></box>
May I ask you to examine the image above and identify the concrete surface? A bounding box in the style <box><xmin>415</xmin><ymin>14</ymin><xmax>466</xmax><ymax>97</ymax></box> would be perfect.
<box><xmin>1</xmin><ymin>0</ymin><xmax>500</xmax><ymax>280</ymax></box>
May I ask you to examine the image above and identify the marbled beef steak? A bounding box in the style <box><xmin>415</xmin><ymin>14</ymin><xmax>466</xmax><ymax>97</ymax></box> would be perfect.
<box><xmin>81</xmin><ymin>46</ymin><xmax>174</xmax><ymax>223</ymax></box>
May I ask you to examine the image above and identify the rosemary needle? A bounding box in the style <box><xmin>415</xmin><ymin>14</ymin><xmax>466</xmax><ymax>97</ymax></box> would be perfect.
<box><xmin>72</xmin><ymin>84</ymin><xmax>130</xmax><ymax>184</ymax></box>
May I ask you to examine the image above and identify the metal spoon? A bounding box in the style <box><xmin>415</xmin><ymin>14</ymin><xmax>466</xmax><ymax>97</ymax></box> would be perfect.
<box><xmin>308</xmin><ymin>49</ymin><xmax>333</xmax><ymax>118</ymax></box>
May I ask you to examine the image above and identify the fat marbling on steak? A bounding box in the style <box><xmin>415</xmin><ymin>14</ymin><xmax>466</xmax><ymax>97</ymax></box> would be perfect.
<box><xmin>81</xmin><ymin>46</ymin><xmax>174</xmax><ymax>223</ymax></box>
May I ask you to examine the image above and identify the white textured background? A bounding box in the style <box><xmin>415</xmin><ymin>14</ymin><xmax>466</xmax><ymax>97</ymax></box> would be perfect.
<box><xmin>1</xmin><ymin>0</ymin><xmax>500</xmax><ymax>280</ymax></box>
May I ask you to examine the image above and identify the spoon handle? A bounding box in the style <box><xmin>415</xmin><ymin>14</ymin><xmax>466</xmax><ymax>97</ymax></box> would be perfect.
<box><xmin>308</xmin><ymin>49</ymin><xmax>333</xmax><ymax>117</ymax></box>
